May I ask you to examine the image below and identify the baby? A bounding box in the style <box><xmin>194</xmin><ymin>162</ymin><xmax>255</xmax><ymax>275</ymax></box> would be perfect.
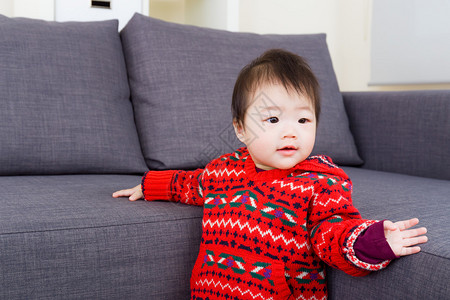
<box><xmin>113</xmin><ymin>49</ymin><xmax>427</xmax><ymax>300</ymax></box>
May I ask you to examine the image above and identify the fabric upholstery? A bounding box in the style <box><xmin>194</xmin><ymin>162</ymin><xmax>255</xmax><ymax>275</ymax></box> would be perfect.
<box><xmin>1</xmin><ymin>168</ymin><xmax>447</xmax><ymax>299</ymax></box>
<box><xmin>343</xmin><ymin>91</ymin><xmax>450</xmax><ymax>180</ymax></box>
<box><xmin>120</xmin><ymin>14</ymin><xmax>362</xmax><ymax>170</ymax></box>
<box><xmin>343</xmin><ymin>167</ymin><xmax>449</xmax><ymax>259</ymax></box>
<box><xmin>0</xmin><ymin>175</ymin><xmax>202</xmax><ymax>299</ymax></box>
<box><xmin>328</xmin><ymin>254</ymin><xmax>448</xmax><ymax>299</ymax></box>
<box><xmin>326</xmin><ymin>167</ymin><xmax>450</xmax><ymax>299</ymax></box>
<box><xmin>0</xmin><ymin>15</ymin><xmax>147</xmax><ymax>175</ymax></box>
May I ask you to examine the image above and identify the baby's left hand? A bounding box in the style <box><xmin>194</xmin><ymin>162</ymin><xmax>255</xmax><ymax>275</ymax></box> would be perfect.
<box><xmin>384</xmin><ymin>218</ymin><xmax>428</xmax><ymax>257</ymax></box>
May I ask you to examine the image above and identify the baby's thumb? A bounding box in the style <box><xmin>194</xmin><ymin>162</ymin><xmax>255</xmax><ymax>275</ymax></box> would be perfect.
<box><xmin>129</xmin><ymin>193</ymin><xmax>140</xmax><ymax>201</ymax></box>
<box><xmin>383</xmin><ymin>220</ymin><xmax>398</xmax><ymax>231</ymax></box>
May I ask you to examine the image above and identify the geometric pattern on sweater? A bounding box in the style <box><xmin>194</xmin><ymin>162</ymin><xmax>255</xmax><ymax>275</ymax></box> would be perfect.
<box><xmin>202</xmin><ymin>218</ymin><xmax>310</xmax><ymax>251</ymax></box>
<box><xmin>288</xmin><ymin>265</ymin><xmax>326</xmax><ymax>285</ymax></box>
<box><xmin>260</xmin><ymin>202</ymin><xmax>298</xmax><ymax>228</ymax></box>
<box><xmin>202</xmin><ymin>250</ymin><xmax>276</xmax><ymax>286</ymax></box>
<box><xmin>143</xmin><ymin>147</ymin><xmax>390</xmax><ymax>300</ymax></box>
<box><xmin>193</xmin><ymin>278</ymin><xmax>276</xmax><ymax>300</ymax></box>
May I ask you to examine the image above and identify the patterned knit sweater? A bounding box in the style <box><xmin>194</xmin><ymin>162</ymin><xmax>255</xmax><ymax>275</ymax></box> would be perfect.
<box><xmin>142</xmin><ymin>148</ymin><xmax>390</xmax><ymax>300</ymax></box>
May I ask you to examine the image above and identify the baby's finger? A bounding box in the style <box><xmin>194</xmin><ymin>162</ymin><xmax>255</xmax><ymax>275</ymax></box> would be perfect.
<box><xmin>129</xmin><ymin>193</ymin><xmax>141</xmax><ymax>201</ymax></box>
<box><xmin>383</xmin><ymin>220</ymin><xmax>398</xmax><ymax>231</ymax></box>
<box><xmin>112</xmin><ymin>189</ymin><xmax>133</xmax><ymax>198</ymax></box>
<box><xmin>395</xmin><ymin>218</ymin><xmax>419</xmax><ymax>231</ymax></box>
<box><xmin>402</xmin><ymin>227</ymin><xmax>427</xmax><ymax>239</ymax></box>
<box><xmin>403</xmin><ymin>235</ymin><xmax>428</xmax><ymax>247</ymax></box>
<box><xmin>400</xmin><ymin>246</ymin><xmax>422</xmax><ymax>256</ymax></box>
<box><xmin>112</xmin><ymin>190</ymin><xmax>123</xmax><ymax>198</ymax></box>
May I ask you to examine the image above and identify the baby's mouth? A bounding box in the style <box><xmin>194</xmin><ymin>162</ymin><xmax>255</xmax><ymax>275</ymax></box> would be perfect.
<box><xmin>277</xmin><ymin>146</ymin><xmax>298</xmax><ymax>155</ymax></box>
<box><xmin>278</xmin><ymin>146</ymin><xmax>297</xmax><ymax>151</ymax></box>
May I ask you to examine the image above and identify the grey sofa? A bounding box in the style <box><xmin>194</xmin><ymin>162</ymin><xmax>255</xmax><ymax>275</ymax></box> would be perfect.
<box><xmin>1</xmin><ymin>13</ymin><xmax>449</xmax><ymax>300</ymax></box>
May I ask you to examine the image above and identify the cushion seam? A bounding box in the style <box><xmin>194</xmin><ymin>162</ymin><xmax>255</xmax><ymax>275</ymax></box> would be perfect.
<box><xmin>0</xmin><ymin>216</ymin><xmax>203</xmax><ymax>236</ymax></box>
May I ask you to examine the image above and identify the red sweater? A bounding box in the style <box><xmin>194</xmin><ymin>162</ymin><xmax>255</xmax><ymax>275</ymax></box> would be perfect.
<box><xmin>142</xmin><ymin>148</ymin><xmax>390</xmax><ymax>300</ymax></box>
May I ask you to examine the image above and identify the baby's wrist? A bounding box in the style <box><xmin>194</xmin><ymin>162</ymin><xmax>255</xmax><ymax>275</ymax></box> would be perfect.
<box><xmin>354</xmin><ymin>220</ymin><xmax>398</xmax><ymax>264</ymax></box>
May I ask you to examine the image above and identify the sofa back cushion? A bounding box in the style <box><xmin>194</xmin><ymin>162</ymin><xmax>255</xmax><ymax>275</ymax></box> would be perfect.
<box><xmin>0</xmin><ymin>16</ymin><xmax>147</xmax><ymax>175</ymax></box>
<box><xmin>121</xmin><ymin>14</ymin><xmax>362</xmax><ymax>170</ymax></box>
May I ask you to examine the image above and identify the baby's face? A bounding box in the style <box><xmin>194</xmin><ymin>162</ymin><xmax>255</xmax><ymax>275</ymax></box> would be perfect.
<box><xmin>234</xmin><ymin>82</ymin><xmax>316</xmax><ymax>170</ymax></box>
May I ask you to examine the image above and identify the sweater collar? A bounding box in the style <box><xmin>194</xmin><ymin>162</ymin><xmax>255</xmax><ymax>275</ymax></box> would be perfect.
<box><xmin>240</xmin><ymin>148</ymin><xmax>347</xmax><ymax>181</ymax></box>
<box><xmin>244</xmin><ymin>154</ymin><xmax>293</xmax><ymax>180</ymax></box>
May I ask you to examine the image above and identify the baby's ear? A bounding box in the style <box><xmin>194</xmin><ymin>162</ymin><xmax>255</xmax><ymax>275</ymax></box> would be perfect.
<box><xmin>233</xmin><ymin>120</ymin><xmax>246</xmax><ymax>143</ymax></box>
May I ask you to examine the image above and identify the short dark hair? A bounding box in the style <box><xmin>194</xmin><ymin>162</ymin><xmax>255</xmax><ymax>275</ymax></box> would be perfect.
<box><xmin>232</xmin><ymin>49</ymin><xmax>320</xmax><ymax>127</ymax></box>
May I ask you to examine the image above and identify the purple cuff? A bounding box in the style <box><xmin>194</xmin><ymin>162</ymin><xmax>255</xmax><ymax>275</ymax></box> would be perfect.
<box><xmin>354</xmin><ymin>220</ymin><xmax>399</xmax><ymax>264</ymax></box>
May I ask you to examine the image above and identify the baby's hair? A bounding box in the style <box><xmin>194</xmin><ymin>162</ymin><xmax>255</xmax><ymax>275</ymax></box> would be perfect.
<box><xmin>232</xmin><ymin>49</ymin><xmax>320</xmax><ymax>127</ymax></box>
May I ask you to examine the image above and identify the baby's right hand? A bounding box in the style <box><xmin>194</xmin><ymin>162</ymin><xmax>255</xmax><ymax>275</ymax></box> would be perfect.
<box><xmin>112</xmin><ymin>184</ymin><xmax>143</xmax><ymax>201</ymax></box>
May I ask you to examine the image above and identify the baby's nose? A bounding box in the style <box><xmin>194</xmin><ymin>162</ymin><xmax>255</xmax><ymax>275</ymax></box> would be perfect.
<box><xmin>282</xmin><ymin>127</ymin><xmax>297</xmax><ymax>139</ymax></box>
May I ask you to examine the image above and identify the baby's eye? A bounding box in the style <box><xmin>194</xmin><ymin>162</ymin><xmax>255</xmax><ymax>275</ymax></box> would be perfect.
<box><xmin>266</xmin><ymin>117</ymin><xmax>279</xmax><ymax>124</ymax></box>
<box><xmin>298</xmin><ymin>118</ymin><xmax>308</xmax><ymax>124</ymax></box>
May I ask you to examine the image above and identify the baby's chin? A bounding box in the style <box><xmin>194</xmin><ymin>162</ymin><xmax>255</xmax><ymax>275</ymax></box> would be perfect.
<box><xmin>260</xmin><ymin>161</ymin><xmax>300</xmax><ymax>170</ymax></box>
<box><xmin>276</xmin><ymin>158</ymin><xmax>308</xmax><ymax>170</ymax></box>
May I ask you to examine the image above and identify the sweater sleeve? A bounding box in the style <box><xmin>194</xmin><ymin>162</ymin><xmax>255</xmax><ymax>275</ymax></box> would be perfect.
<box><xmin>354</xmin><ymin>220</ymin><xmax>399</xmax><ymax>264</ymax></box>
<box><xmin>141</xmin><ymin>168</ymin><xmax>205</xmax><ymax>206</ymax></box>
<box><xmin>308</xmin><ymin>174</ymin><xmax>391</xmax><ymax>276</ymax></box>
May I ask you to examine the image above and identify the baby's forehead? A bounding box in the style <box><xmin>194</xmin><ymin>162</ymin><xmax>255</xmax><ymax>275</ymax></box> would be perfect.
<box><xmin>246</xmin><ymin>82</ymin><xmax>314</xmax><ymax>110</ymax></box>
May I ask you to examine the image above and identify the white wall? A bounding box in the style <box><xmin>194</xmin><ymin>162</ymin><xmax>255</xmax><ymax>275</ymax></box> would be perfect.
<box><xmin>0</xmin><ymin>0</ymin><xmax>54</xmax><ymax>20</ymax></box>
<box><xmin>150</xmin><ymin>0</ymin><xmax>450</xmax><ymax>91</ymax></box>
<box><xmin>0</xmin><ymin>0</ymin><xmax>13</xmax><ymax>16</ymax></box>
<box><xmin>2</xmin><ymin>0</ymin><xmax>450</xmax><ymax>91</ymax></box>
<box><xmin>149</xmin><ymin>0</ymin><xmax>237</xmax><ymax>31</ymax></box>
<box><xmin>237</xmin><ymin>0</ymin><xmax>450</xmax><ymax>91</ymax></box>
<box><xmin>370</xmin><ymin>0</ymin><xmax>450</xmax><ymax>86</ymax></box>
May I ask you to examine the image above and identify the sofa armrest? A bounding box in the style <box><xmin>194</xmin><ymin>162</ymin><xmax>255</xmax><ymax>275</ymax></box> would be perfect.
<box><xmin>343</xmin><ymin>90</ymin><xmax>450</xmax><ymax>180</ymax></box>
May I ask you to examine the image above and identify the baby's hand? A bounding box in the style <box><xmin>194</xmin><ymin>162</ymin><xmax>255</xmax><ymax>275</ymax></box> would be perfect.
<box><xmin>112</xmin><ymin>184</ymin><xmax>143</xmax><ymax>201</ymax></box>
<box><xmin>384</xmin><ymin>218</ymin><xmax>428</xmax><ymax>257</ymax></box>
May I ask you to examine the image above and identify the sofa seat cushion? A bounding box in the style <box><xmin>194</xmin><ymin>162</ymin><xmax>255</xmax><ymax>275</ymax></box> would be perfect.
<box><xmin>0</xmin><ymin>175</ymin><xmax>202</xmax><ymax>299</ymax></box>
<box><xmin>0</xmin><ymin>16</ymin><xmax>147</xmax><ymax>175</ymax></box>
<box><xmin>327</xmin><ymin>167</ymin><xmax>450</xmax><ymax>299</ymax></box>
<box><xmin>1</xmin><ymin>170</ymin><xmax>447</xmax><ymax>299</ymax></box>
<box><xmin>120</xmin><ymin>14</ymin><xmax>362</xmax><ymax>170</ymax></box>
